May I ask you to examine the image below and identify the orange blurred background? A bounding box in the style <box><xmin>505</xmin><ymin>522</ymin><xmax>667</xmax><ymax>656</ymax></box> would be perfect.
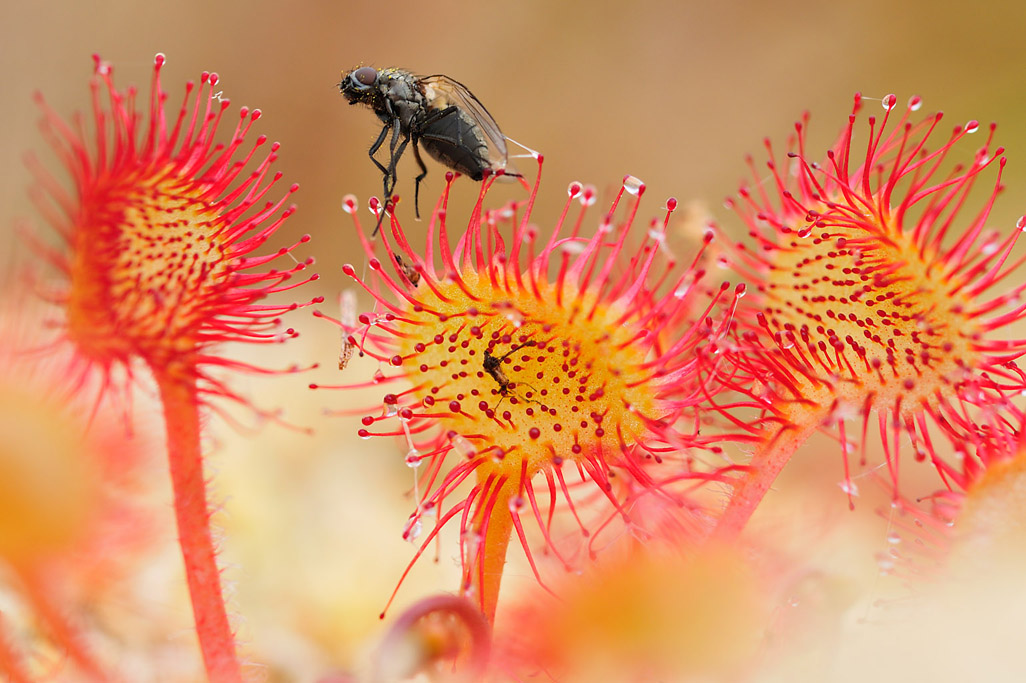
<box><xmin>3</xmin><ymin>1</ymin><xmax>1026</xmax><ymax>679</ymax></box>
<box><xmin>5</xmin><ymin>0</ymin><xmax>1026</xmax><ymax>268</ymax></box>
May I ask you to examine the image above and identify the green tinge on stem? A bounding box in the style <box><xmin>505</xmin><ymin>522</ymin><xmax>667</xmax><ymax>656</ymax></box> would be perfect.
<box><xmin>713</xmin><ymin>422</ymin><xmax>819</xmax><ymax>541</ymax></box>
<box><xmin>156</xmin><ymin>366</ymin><xmax>243</xmax><ymax>683</ymax></box>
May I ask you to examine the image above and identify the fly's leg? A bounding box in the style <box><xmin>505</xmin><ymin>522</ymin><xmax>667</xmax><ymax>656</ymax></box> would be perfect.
<box><xmin>382</xmin><ymin>117</ymin><xmax>403</xmax><ymax>200</ymax></box>
<box><xmin>412</xmin><ymin>106</ymin><xmax>461</xmax><ymax>218</ymax></box>
<box><xmin>367</xmin><ymin>122</ymin><xmax>390</xmax><ymax>170</ymax></box>
<box><xmin>421</xmin><ymin>105</ymin><xmax>459</xmax><ymax>126</ymax></box>
<box><xmin>374</xmin><ymin>97</ymin><xmax>405</xmax><ymax>235</ymax></box>
<box><xmin>412</xmin><ymin>139</ymin><xmax>429</xmax><ymax>220</ymax></box>
<box><xmin>421</xmin><ymin>105</ymin><xmax>461</xmax><ymax>145</ymax></box>
<box><xmin>376</xmin><ymin>125</ymin><xmax>412</xmax><ymax>236</ymax></box>
<box><xmin>366</xmin><ymin>122</ymin><xmax>393</xmax><ymax>236</ymax></box>
<box><xmin>367</xmin><ymin>121</ymin><xmax>392</xmax><ymax>187</ymax></box>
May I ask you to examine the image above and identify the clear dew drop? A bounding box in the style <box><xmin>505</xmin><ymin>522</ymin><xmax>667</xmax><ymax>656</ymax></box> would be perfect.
<box><xmin>560</xmin><ymin>240</ymin><xmax>588</xmax><ymax>255</ymax></box>
<box><xmin>580</xmin><ymin>185</ymin><xmax>597</xmax><ymax>206</ymax></box>
<box><xmin>405</xmin><ymin>448</ymin><xmax>422</xmax><ymax>468</ymax></box>
<box><xmin>964</xmin><ymin>120</ymin><xmax>980</xmax><ymax>134</ymax></box>
<box><xmin>886</xmin><ymin>532</ymin><xmax>901</xmax><ymax>545</ymax></box>
<box><xmin>786</xmin><ymin>158</ymin><xmax>803</xmax><ymax>180</ymax></box>
<box><xmin>673</xmin><ymin>282</ymin><xmax>693</xmax><ymax>299</ymax></box>
<box><xmin>383</xmin><ymin>402</ymin><xmax>398</xmax><ymax>418</ymax></box>
<box><xmin>1017</xmin><ymin>216</ymin><xmax>1026</xmax><ymax>232</ymax></box>
<box><xmin>908</xmin><ymin>95</ymin><xmax>923</xmax><ymax>111</ymax></box>
<box><xmin>797</xmin><ymin>225</ymin><xmax>813</xmax><ymax>239</ymax></box>
<box><xmin>839</xmin><ymin>480</ymin><xmax>860</xmax><ymax>497</ymax></box>
<box><xmin>504</xmin><ymin>310</ymin><xmax>525</xmax><ymax>327</ymax></box>
<box><xmin>450</xmin><ymin>433</ymin><xmax>477</xmax><ymax>459</ymax></box>
<box><xmin>342</xmin><ymin>194</ymin><xmax>359</xmax><ymax>214</ymax></box>
<box><xmin>404</xmin><ymin>518</ymin><xmax>422</xmax><ymax>542</ymax></box>
<box><xmin>372</xmin><ymin>369</ymin><xmax>386</xmax><ymax>384</ymax></box>
<box><xmin>461</xmin><ymin>530</ymin><xmax>484</xmax><ymax>554</ymax></box>
<box><xmin>622</xmin><ymin>175</ymin><xmax>645</xmax><ymax>195</ymax></box>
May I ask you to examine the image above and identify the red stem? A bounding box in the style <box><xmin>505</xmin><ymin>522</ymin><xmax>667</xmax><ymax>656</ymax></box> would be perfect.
<box><xmin>155</xmin><ymin>366</ymin><xmax>243</xmax><ymax>683</ymax></box>
<box><xmin>713</xmin><ymin>422</ymin><xmax>818</xmax><ymax>541</ymax></box>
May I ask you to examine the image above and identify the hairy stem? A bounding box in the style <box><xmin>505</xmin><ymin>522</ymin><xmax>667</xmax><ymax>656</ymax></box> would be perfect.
<box><xmin>155</xmin><ymin>365</ymin><xmax>243</xmax><ymax>683</ymax></box>
<box><xmin>713</xmin><ymin>421</ymin><xmax>819</xmax><ymax>541</ymax></box>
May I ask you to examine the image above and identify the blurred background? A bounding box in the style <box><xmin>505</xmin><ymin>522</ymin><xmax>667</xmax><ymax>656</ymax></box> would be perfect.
<box><xmin>3</xmin><ymin>1</ymin><xmax>1026</xmax><ymax>680</ymax></box>
<box><xmin>6</xmin><ymin>0</ymin><xmax>1026</xmax><ymax>262</ymax></box>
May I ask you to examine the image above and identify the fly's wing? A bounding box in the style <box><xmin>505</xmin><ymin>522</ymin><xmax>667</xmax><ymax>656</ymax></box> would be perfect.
<box><xmin>419</xmin><ymin>75</ymin><xmax>517</xmax><ymax>177</ymax></box>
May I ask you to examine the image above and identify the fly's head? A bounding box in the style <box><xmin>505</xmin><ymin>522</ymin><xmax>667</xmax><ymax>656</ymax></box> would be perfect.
<box><xmin>339</xmin><ymin>66</ymin><xmax>384</xmax><ymax>109</ymax></box>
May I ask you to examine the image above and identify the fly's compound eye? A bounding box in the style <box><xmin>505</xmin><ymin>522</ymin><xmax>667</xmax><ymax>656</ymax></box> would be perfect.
<box><xmin>350</xmin><ymin>66</ymin><xmax>378</xmax><ymax>90</ymax></box>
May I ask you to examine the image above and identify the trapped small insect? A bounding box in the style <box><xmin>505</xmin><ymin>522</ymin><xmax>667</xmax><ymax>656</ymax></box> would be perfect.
<box><xmin>339</xmin><ymin>66</ymin><xmax>519</xmax><ymax>233</ymax></box>
<box><xmin>483</xmin><ymin>340</ymin><xmax>536</xmax><ymax>398</ymax></box>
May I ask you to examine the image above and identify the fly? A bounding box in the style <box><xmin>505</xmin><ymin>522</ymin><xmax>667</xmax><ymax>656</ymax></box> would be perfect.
<box><xmin>339</xmin><ymin>65</ymin><xmax>518</xmax><ymax>234</ymax></box>
<box><xmin>483</xmin><ymin>340</ymin><xmax>536</xmax><ymax>398</ymax></box>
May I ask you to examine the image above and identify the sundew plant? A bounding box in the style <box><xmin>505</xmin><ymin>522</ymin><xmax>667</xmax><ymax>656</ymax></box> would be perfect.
<box><xmin>4</xmin><ymin>52</ymin><xmax>1026</xmax><ymax>682</ymax></box>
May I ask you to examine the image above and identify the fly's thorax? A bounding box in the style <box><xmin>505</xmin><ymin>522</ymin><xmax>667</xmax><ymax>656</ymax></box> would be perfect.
<box><xmin>379</xmin><ymin>69</ymin><xmax>426</xmax><ymax>129</ymax></box>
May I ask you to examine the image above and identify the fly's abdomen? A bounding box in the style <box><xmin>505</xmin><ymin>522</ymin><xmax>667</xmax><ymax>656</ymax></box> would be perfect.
<box><xmin>419</xmin><ymin>109</ymin><xmax>492</xmax><ymax>180</ymax></box>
